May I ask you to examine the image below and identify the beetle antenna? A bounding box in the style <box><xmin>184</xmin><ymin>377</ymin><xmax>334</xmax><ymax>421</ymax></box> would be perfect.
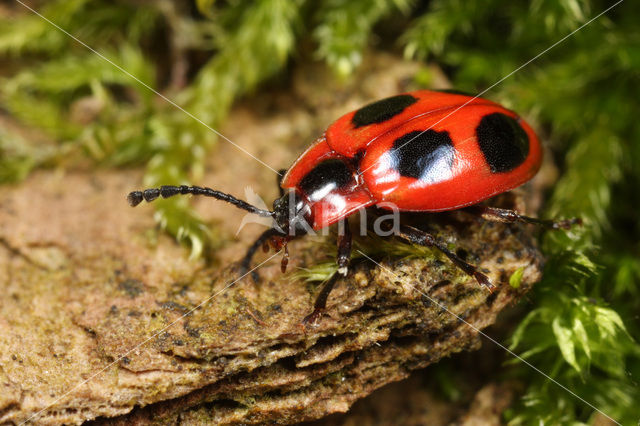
<box><xmin>127</xmin><ymin>185</ymin><xmax>275</xmax><ymax>217</ymax></box>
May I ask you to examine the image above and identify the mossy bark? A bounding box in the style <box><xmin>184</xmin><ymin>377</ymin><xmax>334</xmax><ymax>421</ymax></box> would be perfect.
<box><xmin>0</xmin><ymin>55</ymin><xmax>543</xmax><ymax>425</ymax></box>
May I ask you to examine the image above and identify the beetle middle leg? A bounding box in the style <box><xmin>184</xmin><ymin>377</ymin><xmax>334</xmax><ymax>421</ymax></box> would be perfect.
<box><xmin>464</xmin><ymin>205</ymin><xmax>581</xmax><ymax>230</ymax></box>
<box><xmin>302</xmin><ymin>220</ymin><xmax>352</xmax><ymax>325</ymax></box>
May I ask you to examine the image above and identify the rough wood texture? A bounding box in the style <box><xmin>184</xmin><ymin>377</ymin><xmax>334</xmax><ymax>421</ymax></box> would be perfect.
<box><xmin>0</xmin><ymin>169</ymin><xmax>541</xmax><ymax>425</ymax></box>
<box><xmin>0</xmin><ymin>55</ymin><xmax>543</xmax><ymax>425</ymax></box>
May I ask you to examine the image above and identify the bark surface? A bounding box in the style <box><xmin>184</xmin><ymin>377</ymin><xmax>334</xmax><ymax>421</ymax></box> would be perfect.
<box><xmin>0</xmin><ymin>55</ymin><xmax>543</xmax><ymax>425</ymax></box>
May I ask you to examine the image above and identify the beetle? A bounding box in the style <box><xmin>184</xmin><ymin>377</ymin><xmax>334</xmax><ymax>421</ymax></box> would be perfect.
<box><xmin>127</xmin><ymin>90</ymin><xmax>579</xmax><ymax>323</ymax></box>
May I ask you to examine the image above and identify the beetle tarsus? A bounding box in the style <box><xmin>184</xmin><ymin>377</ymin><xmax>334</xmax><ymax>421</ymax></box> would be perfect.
<box><xmin>474</xmin><ymin>271</ymin><xmax>496</xmax><ymax>291</ymax></box>
<box><xmin>302</xmin><ymin>272</ymin><xmax>340</xmax><ymax>326</ymax></box>
<box><xmin>553</xmin><ymin>217</ymin><xmax>582</xmax><ymax>230</ymax></box>
<box><xmin>280</xmin><ymin>244</ymin><xmax>289</xmax><ymax>273</ymax></box>
<box><xmin>301</xmin><ymin>308</ymin><xmax>324</xmax><ymax>327</ymax></box>
<box><xmin>465</xmin><ymin>205</ymin><xmax>582</xmax><ymax>231</ymax></box>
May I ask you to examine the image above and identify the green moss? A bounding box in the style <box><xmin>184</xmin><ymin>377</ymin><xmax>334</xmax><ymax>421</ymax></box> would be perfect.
<box><xmin>509</xmin><ymin>267</ymin><xmax>525</xmax><ymax>289</ymax></box>
<box><xmin>314</xmin><ymin>0</ymin><xmax>411</xmax><ymax>77</ymax></box>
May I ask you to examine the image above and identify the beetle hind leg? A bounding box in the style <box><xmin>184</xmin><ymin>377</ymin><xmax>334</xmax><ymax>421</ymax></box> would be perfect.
<box><xmin>396</xmin><ymin>223</ymin><xmax>495</xmax><ymax>291</ymax></box>
<box><xmin>464</xmin><ymin>205</ymin><xmax>582</xmax><ymax>230</ymax></box>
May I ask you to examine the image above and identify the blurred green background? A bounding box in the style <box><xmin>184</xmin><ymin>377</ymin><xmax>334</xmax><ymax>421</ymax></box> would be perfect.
<box><xmin>1</xmin><ymin>0</ymin><xmax>638</xmax><ymax>424</ymax></box>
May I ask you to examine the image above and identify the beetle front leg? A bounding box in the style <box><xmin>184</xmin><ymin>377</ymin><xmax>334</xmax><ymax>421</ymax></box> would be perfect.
<box><xmin>464</xmin><ymin>205</ymin><xmax>581</xmax><ymax>230</ymax></box>
<box><xmin>396</xmin><ymin>223</ymin><xmax>495</xmax><ymax>291</ymax></box>
<box><xmin>302</xmin><ymin>220</ymin><xmax>352</xmax><ymax>325</ymax></box>
<box><xmin>239</xmin><ymin>227</ymin><xmax>284</xmax><ymax>282</ymax></box>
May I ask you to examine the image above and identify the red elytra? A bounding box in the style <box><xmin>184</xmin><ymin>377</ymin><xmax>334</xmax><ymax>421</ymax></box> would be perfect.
<box><xmin>282</xmin><ymin>90</ymin><xmax>542</xmax><ymax>230</ymax></box>
<box><xmin>128</xmin><ymin>89</ymin><xmax>576</xmax><ymax>323</ymax></box>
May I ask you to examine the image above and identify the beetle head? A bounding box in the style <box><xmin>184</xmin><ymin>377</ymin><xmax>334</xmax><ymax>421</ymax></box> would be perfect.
<box><xmin>272</xmin><ymin>190</ymin><xmax>313</xmax><ymax>237</ymax></box>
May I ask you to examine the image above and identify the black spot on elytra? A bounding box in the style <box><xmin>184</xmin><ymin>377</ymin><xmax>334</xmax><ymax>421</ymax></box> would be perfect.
<box><xmin>476</xmin><ymin>113</ymin><xmax>529</xmax><ymax>173</ymax></box>
<box><xmin>299</xmin><ymin>158</ymin><xmax>353</xmax><ymax>201</ymax></box>
<box><xmin>389</xmin><ymin>130</ymin><xmax>456</xmax><ymax>183</ymax></box>
<box><xmin>352</xmin><ymin>94</ymin><xmax>418</xmax><ymax>128</ymax></box>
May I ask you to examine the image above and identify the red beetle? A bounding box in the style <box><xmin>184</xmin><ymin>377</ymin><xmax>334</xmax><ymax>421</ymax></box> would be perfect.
<box><xmin>128</xmin><ymin>90</ymin><xmax>579</xmax><ymax>322</ymax></box>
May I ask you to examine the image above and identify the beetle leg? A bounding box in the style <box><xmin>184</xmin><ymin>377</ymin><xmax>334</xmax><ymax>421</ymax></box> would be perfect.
<box><xmin>301</xmin><ymin>273</ymin><xmax>340</xmax><ymax>326</ymax></box>
<box><xmin>302</xmin><ymin>220</ymin><xmax>352</xmax><ymax>325</ymax></box>
<box><xmin>336</xmin><ymin>220</ymin><xmax>352</xmax><ymax>276</ymax></box>
<box><xmin>464</xmin><ymin>205</ymin><xmax>582</xmax><ymax>230</ymax></box>
<box><xmin>239</xmin><ymin>227</ymin><xmax>284</xmax><ymax>282</ymax></box>
<box><xmin>396</xmin><ymin>223</ymin><xmax>495</xmax><ymax>291</ymax></box>
<box><xmin>280</xmin><ymin>243</ymin><xmax>289</xmax><ymax>273</ymax></box>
